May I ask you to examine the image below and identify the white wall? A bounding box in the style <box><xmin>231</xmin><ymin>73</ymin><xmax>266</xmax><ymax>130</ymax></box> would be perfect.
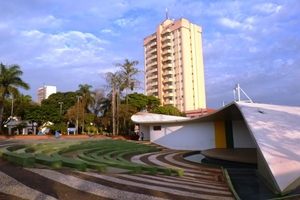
<box><xmin>232</xmin><ymin>120</ymin><xmax>256</xmax><ymax>148</ymax></box>
<box><xmin>139</xmin><ymin>124</ymin><xmax>150</xmax><ymax>140</ymax></box>
<box><xmin>45</xmin><ymin>86</ymin><xmax>57</xmax><ymax>99</ymax></box>
<box><xmin>150</xmin><ymin>122</ymin><xmax>215</xmax><ymax>150</ymax></box>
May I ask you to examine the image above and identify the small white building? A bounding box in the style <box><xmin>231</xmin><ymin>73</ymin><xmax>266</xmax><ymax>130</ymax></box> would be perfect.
<box><xmin>4</xmin><ymin>117</ymin><xmax>38</xmax><ymax>135</ymax></box>
<box><xmin>131</xmin><ymin>101</ymin><xmax>300</xmax><ymax>195</ymax></box>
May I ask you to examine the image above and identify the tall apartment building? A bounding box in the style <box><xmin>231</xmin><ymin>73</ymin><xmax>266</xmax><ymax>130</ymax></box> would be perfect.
<box><xmin>143</xmin><ymin>17</ymin><xmax>206</xmax><ymax>116</ymax></box>
<box><xmin>37</xmin><ymin>85</ymin><xmax>57</xmax><ymax>104</ymax></box>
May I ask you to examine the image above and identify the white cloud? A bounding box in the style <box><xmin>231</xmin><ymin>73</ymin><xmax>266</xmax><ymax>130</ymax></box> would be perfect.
<box><xmin>27</xmin><ymin>15</ymin><xmax>64</xmax><ymax>29</ymax></box>
<box><xmin>254</xmin><ymin>3</ymin><xmax>282</xmax><ymax>13</ymax></box>
<box><xmin>219</xmin><ymin>18</ymin><xmax>253</xmax><ymax>30</ymax></box>
<box><xmin>114</xmin><ymin>18</ymin><xmax>131</xmax><ymax>27</ymax></box>
<box><xmin>101</xmin><ymin>29</ymin><xmax>112</xmax><ymax>33</ymax></box>
<box><xmin>113</xmin><ymin>16</ymin><xmax>145</xmax><ymax>28</ymax></box>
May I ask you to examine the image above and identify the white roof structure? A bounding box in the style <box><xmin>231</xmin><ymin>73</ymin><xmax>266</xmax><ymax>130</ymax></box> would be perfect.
<box><xmin>238</xmin><ymin>102</ymin><xmax>300</xmax><ymax>194</ymax></box>
<box><xmin>131</xmin><ymin>102</ymin><xmax>300</xmax><ymax>194</ymax></box>
<box><xmin>131</xmin><ymin>112</ymin><xmax>190</xmax><ymax>123</ymax></box>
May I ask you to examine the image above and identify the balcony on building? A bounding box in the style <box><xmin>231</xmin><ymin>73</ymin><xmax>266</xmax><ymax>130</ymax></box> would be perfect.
<box><xmin>147</xmin><ymin>61</ymin><xmax>157</xmax><ymax>68</ymax></box>
<box><xmin>163</xmin><ymin>100</ymin><xmax>174</xmax><ymax>105</ymax></box>
<box><xmin>161</xmin><ymin>28</ymin><xmax>171</xmax><ymax>35</ymax></box>
<box><xmin>161</xmin><ymin>42</ymin><xmax>171</xmax><ymax>49</ymax></box>
<box><xmin>162</xmin><ymin>49</ymin><xmax>172</xmax><ymax>56</ymax></box>
<box><xmin>162</xmin><ymin>56</ymin><xmax>172</xmax><ymax>62</ymax></box>
<box><xmin>148</xmin><ymin>88</ymin><xmax>158</xmax><ymax>93</ymax></box>
<box><xmin>149</xmin><ymin>33</ymin><xmax>156</xmax><ymax>41</ymax></box>
<box><xmin>162</xmin><ymin>70</ymin><xmax>172</xmax><ymax>77</ymax></box>
<box><xmin>148</xmin><ymin>74</ymin><xmax>158</xmax><ymax>81</ymax></box>
<box><xmin>146</xmin><ymin>48</ymin><xmax>157</xmax><ymax>56</ymax></box>
<box><xmin>163</xmin><ymin>92</ymin><xmax>174</xmax><ymax>98</ymax></box>
<box><xmin>163</xmin><ymin>78</ymin><xmax>173</xmax><ymax>84</ymax></box>
<box><xmin>146</xmin><ymin>54</ymin><xmax>157</xmax><ymax>63</ymax></box>
<box><xmin>163</xmin><ymin>85</ymin><xmax>173</xmax><ymax>90</ymax></box>
<box><xmin>162</xmin><ymin>35</ymin><xmax>171</xmax><ymax>42</ymax></box>
<box><xmin>148</xmin><ymin>81</ymin><xmax>158</xmax><ymax>87</ymax></box>
<box><xmin>162</xmin><ymin>63</ymin><xmax>172</xmax><ymax>69</ymax></box>
<box><xmin>150</xmin><ymin>41</ymin><xmax>157</xmax><ymax>48</ymax></box>
<box><xmin>146</xmin><ymin>67</ymin><xmax>157</xmax><ymax>75</ymax></box>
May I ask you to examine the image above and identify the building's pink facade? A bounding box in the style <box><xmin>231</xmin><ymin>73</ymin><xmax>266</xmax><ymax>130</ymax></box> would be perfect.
<box><xmin>144</xmin><ymin>18</ymin><xmax>206</xmax><ymax>114</ymax></box>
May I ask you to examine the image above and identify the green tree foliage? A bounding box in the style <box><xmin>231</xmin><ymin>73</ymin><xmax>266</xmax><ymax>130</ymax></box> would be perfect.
<box><xmin>103</xmin><ymin>71</ymin><xmax>122</xmax><ymax>135</ymax></box>
<box><xmin>115</xmin><ymin>59</ymin><xmax>140</xmax><ymax>105</ymax></box>
<box><xmin>127</xmin><ymin>92</ymin><xmax>161</xmax><ymax>112</ymax></box>
<box><xmin>76</xmin><ymin>84</ymin><xmax>95</xmax><ymax>113</ymax></box>
<box><xmin>153</xmin><ymin>105</ymin><xmax>186</xmax><ymax>116</ymax></box>
<box><xmin>23</xmin><ymin>104</ymin><xmax>63</xmax><ymax>125</ymax></box>
<box><xmin>41</xmin><ymin>92</ymin><xmax>77</xmax><ymax>114</ymax></box>
<box><xmin>13</xmin><ymin>94</ymin><xmax>35</xmax><ymax>119</ymax></box>
<box><xmin>90</xmin><ymin>88</ymin><xmax>106</xmax><ymax>117</ymax></box>
<box><xmin>0</xmin><ymin>63</ymin><xmax>30</xmax><ymax>132</ymax></box>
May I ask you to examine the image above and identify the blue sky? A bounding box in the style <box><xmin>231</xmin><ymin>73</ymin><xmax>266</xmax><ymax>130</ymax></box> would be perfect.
<box><xmin>0</xmin><ymin>0</ymin><xmax>299</xmax><ymax>109</ymax></box>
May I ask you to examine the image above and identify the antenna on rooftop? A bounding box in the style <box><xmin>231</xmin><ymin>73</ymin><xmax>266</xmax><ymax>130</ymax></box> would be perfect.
<box><xmin>166</xmin><ymin>8</ymin><xmax>169</xmax><ymax>20</ymax></box>
<box><xmin>233</xmin><ymin>84</ymin><xmax>253</xmax><ymax>103</ymax></box>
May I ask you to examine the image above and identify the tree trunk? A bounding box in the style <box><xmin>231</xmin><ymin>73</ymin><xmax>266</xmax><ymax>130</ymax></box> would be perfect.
<box><xmin>112</xmin><ymin>86</ymin><xmax>116</xmax><ymax>136</ymax></box>
<box><xmin>116</xmin><ymin>90</ymin><xmax>120</xmax><ymax>135</ymax></box>
<box><xmin>0</xmin><ymin>95</ymin><xmax>5</xmax><ymax>133</ymax></box>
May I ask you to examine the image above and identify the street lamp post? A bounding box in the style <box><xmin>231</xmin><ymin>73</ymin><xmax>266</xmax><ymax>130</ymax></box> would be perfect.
<box><xmin>76</xmin><ymin>95</ymin><xmax>82</xmax><ymax>135</ymax></box>
<box><xmin>58</xmin><ymin>102</ymin><xmax>63</xmax><ymax>114</ymax></box>
<box><xmin>9</xmin><ymin>97</ymin><xmax>14</xmax><ymax>135</ymax></box>
<box><xmin>11</xmin><ymin>98</ymin><xmax>14</xmax><ymax>117</ymax></box>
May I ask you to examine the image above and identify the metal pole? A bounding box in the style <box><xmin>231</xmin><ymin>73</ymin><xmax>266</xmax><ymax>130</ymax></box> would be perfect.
<box><xmin>11</xmin><ymin>98</ymin><xmax>13</xmax><ymax>117</ymax></box>
<box><xmin>237</xmin><ymin>84</ymin><xmax>241</xmax><ymax>102</ymax></box>
<box><xmin>76</xmin><ymin>96</ymin><xmax>82</xmax><ymax>135</ymax></box>
<box><xmin>58</xmin><ymin>102</ymin><xmax>63</xmax><ymax>114</ymax></box>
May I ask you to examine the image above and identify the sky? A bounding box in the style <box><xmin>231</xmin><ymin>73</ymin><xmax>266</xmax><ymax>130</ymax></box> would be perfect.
<box><xmin>0</xmin><ymin>0</ymin><xmax>299</xmax><ymax>109</ymax></box>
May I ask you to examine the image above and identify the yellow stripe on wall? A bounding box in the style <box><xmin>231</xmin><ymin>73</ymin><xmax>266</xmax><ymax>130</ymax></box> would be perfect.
<box><xmin>214</xmin><ymin>121</ymin><xmax>226</xmax><ymax>148</ymax></box>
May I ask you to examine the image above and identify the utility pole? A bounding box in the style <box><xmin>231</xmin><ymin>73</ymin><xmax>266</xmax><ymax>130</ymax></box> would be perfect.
<box><xmin>11</xmin><ymin>98</ymin><xmax>14</xmax><ymax>117</ymax></box>
<box><xmin>58</xmin><ymin>102</ymin><xmax>63</xmax><ymax>114</ymax></box>
<box><xmin>76</xmin><ymin>95</ymin><xmax>82</xmax><ymax>135</ymax></box>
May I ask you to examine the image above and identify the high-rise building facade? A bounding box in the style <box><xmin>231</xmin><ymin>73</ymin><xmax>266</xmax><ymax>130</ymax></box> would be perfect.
<box><xmin>143</xmin><ymin>18</ymin><xmax>206</xmax><ymax>115</ymax></box>
<box><xmin>37</xmin><ymin>85</ymin><xmax>57</xmax><ymax>104</ymax></box>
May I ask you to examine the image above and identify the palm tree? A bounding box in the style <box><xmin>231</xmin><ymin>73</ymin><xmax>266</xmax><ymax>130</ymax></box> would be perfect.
<box><xmin>0</xmin><ymin>63</ymin><xmax>30</xmax><ymax>133</ymax></box>
<box><xmin>90</xmin><ymin>88</ymin><xmax>106</xmax><ymax>117</ymax></box>
<box><xmin>115</xmin><ymin>59</ymin><xmax>140</xmax><ymax>131</ymax></box>
<box><xmin>13</xmin><ymin>94</ymin><xmax>34</xmax><ymax>120</ymax></box>
<box><xmin>115</xmin><ymin>59</ymin><xmax>140</xmax><ymax>105</ymax></box>
<box><xmin>104</xmin><ymin>71</ymin><xmax>122</xmax><ymax>136</ymax></box>
<box><xmin>76</xmin><ymin>84</ymin><xmax>96</xmax><ymax>132</ymax></box>
<box><xmin>76</xmin><ymin>84</ymin><xmax>95</xmax><ymax>112</ymax></box>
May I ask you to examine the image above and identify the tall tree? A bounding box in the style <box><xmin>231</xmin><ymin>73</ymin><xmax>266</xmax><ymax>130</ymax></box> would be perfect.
<box><xmin>90</xmin><ymin>88</ymin><xmax>106</xmax><ymax>117</ymax></box>
<box><xmin>0</xmin><ymin>63</ymin><xmax>30</xmax><ymax>133</ymax></box>
<box><xmin>115</xmin><ymin>59</ymin><xmax>140</xmax><ymax>105</ymax></box>
<box><xmin>76</xmin><ymin>84</ymin><xmax>95</xmax><ymax>113</ymax></box>
<box><xmin>13</xmin><ymin>94</ymin><xmax>35</xmax><ymax>119</ymax></box>
<box><xmin>103</xmin><ymin>72</ymin><xmax>122</xmax><ymax>135</ymax></box>
<box><xmin>115</xmin><ymin>59</ymin><xmax>140</xmax><ymax>132</ymax></box>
